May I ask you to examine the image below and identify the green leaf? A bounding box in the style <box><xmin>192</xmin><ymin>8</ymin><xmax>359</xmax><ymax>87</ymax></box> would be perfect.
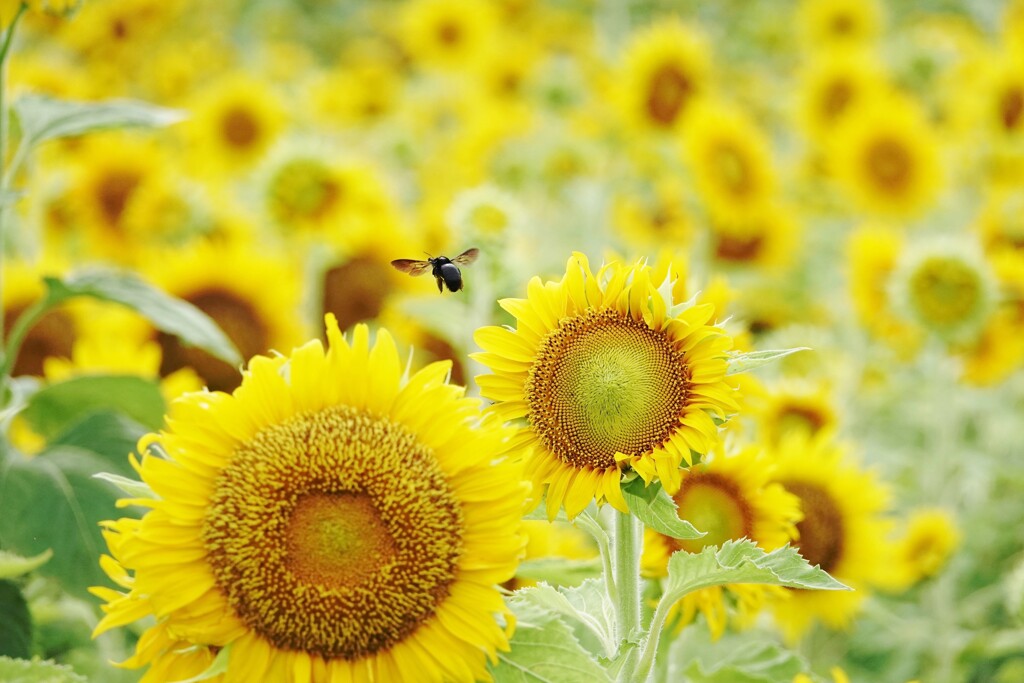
<box><xmin>0</xmin><ymin>549</ymin><xmax>53</xmax><ymax>579</ymax></box>
<box><xmin>492</xmin><ymin>594</ymin><xmax>612</xmax><ymax>683</ymax></box>
<box><xmin>725</xmin><ymin>348</ymin><xmax>810</xmax><ymax>376</ymax></box>
<box><xmin>43</xmin><ymin>271</ymin><xmax>241</xmax><ymax>365</ymax></box>
<box><xmin>515</xmin><ymin>581</ymin><xmax>616</xmax><ymax>657</ymax></box>
<box><xmin>19</xmin><ymin>376</ymin><xmax>165</xmax><ymax>442</ymax></box>
<box><xmin>673</xmin><ymin>628</ymin><xmax>807</xmax><ymax>683</ymax></box>
<box><xmin>48</xmin><ymin>412</ymin><xmax>150</xmax><ymax>474</ymax></box>
<box><xmin>13</xmin><ymin>95</ymin><xmax>184</xmax><ymax>148</ymax></box>
<box><xmin>515</xmin><ymin>557</ymin><xmax>601</xmax><ymax>587</ymax></box>
<box><xmin>664</xmin><ymin>540</ymin><xmax>849</xmax><ymax>604</ymax></box>
<box><xmin>91</xmin><ymin>472</ymin><xmax>154</xmax><ymax>499</ymax></box>
<box><xmin>0</xmin><ymin>448</ymin><xmax>137</xmax><ymax>600</ymax></box>
<box><xmin>0</xmin><ymin>581</ymin><xmax>32</xmax><ymax>658</ymax></box>
<box><xmin>0</xmin><ymin>656</ymin><xmax>88</xmax><ymax>683</ymax></box>
<box><xmin>622</xmin><ymin>478</ymin><xmax>704</xmax><ymax>540</ymax></box>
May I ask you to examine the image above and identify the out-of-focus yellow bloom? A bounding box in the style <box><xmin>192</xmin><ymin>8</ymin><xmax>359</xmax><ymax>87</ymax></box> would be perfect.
<box><xmin>612</xmin><ymin>176</ymin><xmax>693</xmax><ymax>250</ymax></box>
<box><xmin>887</xmin><ymin>508</ymin><xmax>960</xmax><ymax>589</ymax></box>
<box><xmin>617</xmin><ymin>19</ymin><xmax>712</xmax><ymax>134</ymax></box>
<box><xmin>706</xmin><ymin>202</ymin><xmax>800</xmax><ymax>270</ymax></box>
<box><xmin>752</xmin><ymin>380</ymin><xmax>838</xmax><ymax>447</ymax></box>
<box><xmin>828</xmin><ymin>96</ymin><xmax>943</xmax><ymax>218</ymax></box>
<box><xmin>796</xmin><ymin>50</ymin><xmax>890</xmax><ymax>146</ymax></box>
<box><xmin>399</xmin><ymin>0</ymin><xmax>499</xmax><ymax>72</ymax></box>
<box><xmin>683</xmin><ymin>101</ymin><xmax>776</xmax><ymax>223</ymax></box>
<box><xmin>796</xmin><ymin>0</ymin><xmax>884</xmax><ymax>49</ymax></box>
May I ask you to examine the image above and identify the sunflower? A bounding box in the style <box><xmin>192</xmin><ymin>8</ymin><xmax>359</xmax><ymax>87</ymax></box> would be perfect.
<box><xmin>768</xmin><ymin>431</ymin><xmax>894</xmax><ymax>642</ymax></box>
<box><xmin>93</xmin><ymin>315</ymin><xmax>527</xmax><ymax>682</ymax></box>
<box><xmin>887</xmin><ymin>508</ymin><xmax>960</xmax><ymax>590</ymax></box>
<box><xmin>612</xmin><ymin>176</ymin><xmax>693</xmax><ymax>251</ymax></box>
<box><xmin>143</xmin><ymin>239</ymin><xmax>307</xmax><ymax>393</ymax></box>
<box><xmin>642</xmin><ymin>445</ymin><xmax>801</xmax><ymax>639</ymax></box>
<box><xmin>828</xmin><ymin>96</ymin><xmax>942</xmax><ymax>218</ymax></box>
<box><xmin>3</xmin><ymin>257</ymin><xmax>79</xmax><ymax>378</ymax></box>
<box><xmin>976</xmin><ymin>189</ymin><xmax>1024</xmax><ymax>261</ymax></box>
<box><xmin>473</xmin><ymin>252</ymin><xmax>739</xmax><ymax>520</ymax></box>
<box><xmin>182</xmin><ymin>74</ymin><xmax>287</xmax><ymax>177</ymax></box>
<box><xmin>706</xmin><ymin>202</ymin><xmax>800</xmax><ymax>270</ymax></box>
<box><xmin>617</xmin><ymin>19</ymin><xmax>712</xmax><ymax>133</ymax></box>
<box><xmin>683</xmin><ymin>101</ymin><xmax>776</xmax><ymax>222</ymax></box>
<box><xmin>751</xmin><ymin>380</ymin><xmax>838</xmax><ymax>447</ymax></box>
<box><xmin>399</xmin><ymin>0</ymin><xmax>499</xmax><ymax>72</ymax></box>
<box><xmin>846</xmin><ymin>225</ymin><xmax>924</xmax><ymax>357</ymax></box>
<box><xmin>891</xmin><ymin>239</ymin><xmax>997</xmax><ymax>344</ymax></box>
<box><xmin>795</xmin><ymin>50</ymin><xmax>889</xmax><ymax>147</ymax></box>
<box><xmin>796</xmin><ymin>0</ymin><xmax>885</xmax><ymax>49</ymax></box>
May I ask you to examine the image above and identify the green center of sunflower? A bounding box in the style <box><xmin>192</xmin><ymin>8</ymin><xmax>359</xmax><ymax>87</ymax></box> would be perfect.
<box><xmin>710</xmin><ymin>141</ymin><xmax>753</xmax><ymax>197</ymax></box>
<box><xmin>646</xmin><ymin>63</ymin><xmax>693</xmax><ymax>127</ymax></box>
<box><xmin>671</xmin><ymin>472</ymin><xmax>752</xmax><ymax>554</ymax></box>
<box><xmin>267</xmin><ymin>158</ymin><xmax>342</xmax><ymax>225</ymax></box>
<box><xmin>780</xmin><ymin>480</ymin><xmax>844</xmax><ymax>573</ymax></box>
<box><xmin>775</xmin><ymin>403</ymin><xmax>829</xmax><ymax>439</ymax></box>
<box><xmin>907</xmin><ymin>255</ymin><xmax>986</xmax><ymax>330</ymax></box>
<box><xmin>525</xmin><ymin>309</ymin><xmax>689</xmax><ymax>470</ymax></box>
<box><xmin>202</xmin><ymin>404</ymin><xmax>463</xmax><ymax>660</ymax></box>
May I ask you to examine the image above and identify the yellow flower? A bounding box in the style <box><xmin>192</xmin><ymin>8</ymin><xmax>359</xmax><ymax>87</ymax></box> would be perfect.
<box><xmin>612</xmin><ymin>176</ymin><xmax>694</xmax><ymax>250</ymax></box>
<box><xmin>769</xmin><ymin>431</ymin><xmax>895</xmax><ymax>642</ymax></box>
<box><xmin>93</xmin><ymin>315</ymin><xmax>526</xmax><ymax>683</ymax></box>
<box><xmin>142</xmin><ymin>239</ymin><xmax>307</xmax><ymax>393</ymax></box>
<box><xmin>473</xmin><ymin>252</ymin><xmax>738</xmax><ymax>520</ymax></box>
<box><xmin>828</xmin><ymin>96</ymin><xmax>943</xmax><ymax>218</ymax></box>
<box><xmin>751</xmin><ymin>380</ymin><xmax>838</xmax><ymax>447</ymax></box>
<box><xmin>795</xmin><ymin>49</ymin><xmax>890</xmax><ymax>146</ymax></box>
<box><xmin>683</xmin><ymin>101</ymin><xmax>776</xmax><ymax>222</ymax></box>
<box><xmin>182</xmin><ymin>74</ymin><xmax>287</xmax><ymax>176</ymax></box>
<box><xmin>399</xmin><ymin>0</ymin><xmax>499</xmax><ymax>71</ymax></box>
<box><xmin>796</xmin><ymin>0</ymin><xmax>885</xmax><ymax>48</ymax></box>
<box><xmin>617</xmin><ymin>19</ymin><xmax>712</xmax><ymax>133</ymax></box>
<box><xmin>642</xmin><ymin>445</ymin><xmax>801</xmax><ymax>639</ymax></box>
<box><xmin>888</xmin><ymin>508</ymin><xmax>960</xmax><ymax>589</ymax></box>
<box><xmin>706</xmin><ymin>202</ymin><xmax>800</xmax><ymax>270</ymax></box>
<box><xmin>2</xmin><ymin>257</ymin><xmax>78</xmax><ymax>378</ymax></box>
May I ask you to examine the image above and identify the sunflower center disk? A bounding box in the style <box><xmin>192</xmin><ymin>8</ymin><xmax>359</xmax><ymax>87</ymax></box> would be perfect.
<box><xmin>672</xmin><ymin>474</ymin><xmax>752</xmax><ymax>554</ymax></box>
<box><xmin>781</xmin><ymin>480</ymin><xmax>845</xmax><ymax>574</ymax></box>
<box><xmin>908</xmin><ymin>256</ymin><xmax>982</xmax><ymax>327</ymax></box>
<box><xmin>202</xmin><ymin>405</ymin><xmax>463</xmax><ymax>660</ymax></box>
<box><xmin>526</xmin><ymin>310</ymin><xmax>688</xmax><ymax>470</ymax></box>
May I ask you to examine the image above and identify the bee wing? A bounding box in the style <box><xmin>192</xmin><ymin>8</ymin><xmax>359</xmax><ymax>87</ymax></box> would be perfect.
<box><xmin>451</xmin><ymin>248</ymin><xmax>479</xmax><ymax>266</ymax></box>
<box><xmin>391</xmin><ymin>259</ymin><xmax>432</xmax><ymax>276</ymax></box>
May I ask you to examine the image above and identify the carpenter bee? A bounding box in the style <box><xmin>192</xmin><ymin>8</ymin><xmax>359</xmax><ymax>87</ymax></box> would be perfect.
<box><xmin>390</xmin><ymin>248</ymin><xmax>480</xmax><ymax>293</ymax></box>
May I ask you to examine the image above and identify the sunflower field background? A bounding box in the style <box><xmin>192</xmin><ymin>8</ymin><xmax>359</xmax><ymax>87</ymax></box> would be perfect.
<box><xmin>0</xmin><ymin>0</ymin><xmax>1023</xmax><ymax>681</ymax></box>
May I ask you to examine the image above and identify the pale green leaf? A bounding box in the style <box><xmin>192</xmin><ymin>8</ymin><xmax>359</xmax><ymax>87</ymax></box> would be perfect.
<box><xmin>622</xmin><ymin>478</ymin><xmax>704</xmax><ymax>540</ymax></box>
<box><xmin>725</xmin><ymin>348</ymin><xmax>810</xmax><ymax>376</ymax></box>
<box><xmin>43</xmin><ymin>271</ymin><xmax>240</xmax><ymax>365</ymax></box>
<box><xmin>515</xmin><ymin>557</ymin><xmax>601</xmax><ymax>587</ymax></box>
<box><xmin>672</xmin><ymin>628</ymin><xmax>807</xmax><ymax>683</ymax></box>
<box><xmin>0</xmin><ymin>549</ymin><xmax>52</xmax><ymax>579</ymax></box>
<box><xmin>19</xmin><ymin>376</ymin><xmax>165</xmax><ymax>441</ymax></box>
<box><xmin>0</xmin><ymin>656</ymin><xmax>88</xmax><ymax>683</ymax></box>
<box><xmin>91</xmin><ymin>472</ymin><xmax>154</xmax><ymax>499</ymax></box>
<box><xmin>664</xmin><ymin>540</ymin><xmax>849</xmax><ymax>604</ymax></box>
<box><xmin>14</xmin><ymin>95</ymin><xmax>184</xmax><ymax>149</ymax></box>
<box><xmin>492</xmin><ymin>594</ymin><xmax>611</xmax><ymax>683</ymax></box>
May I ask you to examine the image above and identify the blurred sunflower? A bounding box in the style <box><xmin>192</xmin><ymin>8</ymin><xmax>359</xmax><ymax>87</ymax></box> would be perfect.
<box><xmin>958</xmin><ymin>253</ymin><xmax>1024</xmax><ymax>384</ymax></box>
<box><xmin>796</xmin><ymin>50</ymin><xmax>889</xmax><ymax>147</ymax></box>
<box><xmin>618</xmin><ymin>19</ymin><xmax>712</xmax><ymax>133</ymax></box>
<box><xmin>308</xmin><ymin>61</ymin><xmax>401</xmax><ymax>128</ymax></box>
<box><xmin>684</xmin><ymin>102</ymin><xmax>776</xmax><ymax>222</ymax></box>
<box><xmin>473</xmin><ymin>252</ymin><xmax>738</xmax><ymax>519</ymax></box>
<box><xmin>642</xmin><ymin>446</ymin><xmax>801</xmax><ymax>639</ymax></box>
<box><xmin>796</xmin><ymin>0</ymin><xmax>884</xmax><ymax>48</ymax></box>
<box><xmin>93</xmin><ymin>316</ymin><xmax>526</xmax><ymax>682</ymax></box>
<box><xmin>981</xmin><ymin>50</ymin><xmax>1024</xmax><ymax>142</ymax></box>
<box><xmin>183</xmin><ymin>74</ymin><xmax>287</xmax><ymax>176</ymax></box>
<box><xmin>976</xmin><ymin>190</ymin><xmax>1024</xmax><ymax>261</ymax></box>
<box><xmin>399</xmin><ymin>0</ymin><xmax>499</xmax><ymax>72</ymax></box>
<box><xmin>887</xmin><ymin>508</ymin><xmax>960</xmax><ymax>590</ymax></box>
<box><xmin>706</xmin><ymin>202</ymin><xmax>800</xmax><ymax>270</ymax></box>
<box><xmin>891</xmin><ymin>239</ymin><xmax>997</xmax><ymax>344</ymax></box>
<box><xmin>752</xmin><ymin>380</ymin><xmax>838</xmax><ymax>447</ymax></box>
<box><xmin>769</xmin><ymin>431</ymin><xmax>894</xmax><ymax>643</ymax></box>
<box><xmin>3</xmin><ymin>258</ymin><xmax>77</xmax><ymax>378</ymax></box>
<box><xmin>828</xmin><ymin>97</ymin><xmax>942</xmax><ymax>218</ymax></box>
<box><xmin>846</xmin><ymin>225</ymin><xmax>924</xmax><ymax>357</ymax></box>
<box><xmin>612</xmin><ymin>176</ymin><xmax>693</xmax><ymax>251</ymax></box>
<box><xmin>144</xmin><ymin>239</ymin><xmax>307</xmax><ymax>393</ymax></box>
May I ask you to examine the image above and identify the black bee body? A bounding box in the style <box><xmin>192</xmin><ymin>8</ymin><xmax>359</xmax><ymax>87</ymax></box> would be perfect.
<box><xmin>391</xmin><ymin>248</ymin><xmax>479</xmax><ymax>294</ymax></box>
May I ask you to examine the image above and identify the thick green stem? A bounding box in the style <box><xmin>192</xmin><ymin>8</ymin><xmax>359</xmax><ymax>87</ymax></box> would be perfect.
<box><xmin>613</xmin><ymin>509</ymin><xmax>642</xmax><ymax>682</ymax></box>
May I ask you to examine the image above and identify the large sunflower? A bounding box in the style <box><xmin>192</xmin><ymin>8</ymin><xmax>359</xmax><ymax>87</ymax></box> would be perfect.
<box><xmin>93</xmin><ymin>315</ymin><xmax>526</xmax><ymax>682</ymax></box>
<box><xmin>473</xmin><ymin>252</ymin><xmax>738</xmax><ymax>520</ymax></box>
<box><xmin>642</xmin><ymin>445</ymin><xmax>802</xmax><ymax>639</ymax></box>
<box><xmin>768</xmin><ymin>431</ymin><xmax>895</xmax><ymax>642</ymax></box>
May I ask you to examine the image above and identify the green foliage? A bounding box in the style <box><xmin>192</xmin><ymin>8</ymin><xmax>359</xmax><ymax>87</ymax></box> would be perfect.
<box><xmin>492</xmin><ymin>591</ymin><xmax>613</xmax><ymax>683</ymax></box>
<box><xmin>0</xmin><ymin>656</ymin><xmax>87</xmax><ymax>683</ymax></box>
<box><xmin>621</xmin><ymin>478</ymin><xmax>704</xmax><ymax>540</ymax></box>
<box><xmin>42</xmin><ymin>271</ymin><xmax>241</xmax><ymax>366</ymax></box>
<box><xmin>0</xmin><ymin>550</ymin><xmax>52</xmax><ymax>580</ymax></box>
<box><xmin>0</xmin><ymin>581</ymin><xmax>32</xmax><ymax>658</ymax></box>
<box><xmin>725</xmin><ymin>348</ymin><xmax>810</xmax><ymax>376</ymax></box>
<box><xmin>665</xmin><ymin>628</ymin><xmax>807</xmax><ymax>683</ymax></box>
<box><xmin>515</xmin><ymin>557</ymin><xmax>602</xmax><ymax>587</ymax></box>
<box><xmin>664</xmin><ymin>540</ymin><xmax>849</xmax><ymax>602</ymax></box>
<box><xmin>13</xmin><ymin>95</ymin><xmax>183</xmax><ymax>150</ymax></box>
<box><xmin>20</xmin><ymin>378</ymin><xmax>164</xmax><ymax>442</ymax></box>
<box><xmin>0</xmin><ymin>447</ymin><xmax>136</xmax><ymax>600</ymax></box>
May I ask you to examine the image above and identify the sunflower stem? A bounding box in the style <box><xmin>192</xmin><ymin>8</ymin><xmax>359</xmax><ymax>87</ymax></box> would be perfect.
<box><xmin>612</xmin><ymin>508</ymin><xmax>642</xmax><ymax>682</ymax></box>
